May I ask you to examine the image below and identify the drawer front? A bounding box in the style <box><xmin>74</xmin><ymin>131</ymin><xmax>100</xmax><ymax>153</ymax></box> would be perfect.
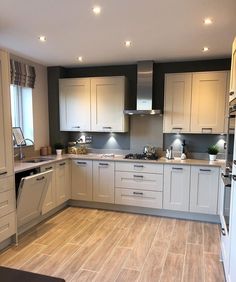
<box><xmin>115</xmin><ymin>171</ymin><xmax>163</xmax><ymax>191</ymax></box>
<box><xmin>0</xmin><ymin>212</ymin><xmax>16</xmax><ymax>243</ymax></box>
<box><xmin>115</xmin><ymin>188</ymin><xmax>162</xmax><ymax>209</ymax></box>
<box><xmin>0</xmin><ymin>176</ymin><xmax>14</xmax><ymax>193</ymax></box>
<box><xmin>115</xmin><ymin>161</ymin><xmax>163</xmax><ymax>174</ymax></box>
<box><xmin>0</xmin><ymin>190</ymin><xmax>16</xmax><ymax>217</ymax></box>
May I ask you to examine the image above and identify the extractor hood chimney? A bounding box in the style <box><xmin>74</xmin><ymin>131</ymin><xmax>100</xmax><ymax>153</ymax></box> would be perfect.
<box><xmin>124</xmin><ymin>61</ymin><xmax>162</xmax><ymax>115</ymax></box>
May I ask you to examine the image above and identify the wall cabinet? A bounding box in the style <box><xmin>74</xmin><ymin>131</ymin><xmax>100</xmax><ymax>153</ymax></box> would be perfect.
<box><xmin>190</xmin><ymin>166</ymin><xmax>219</xmax><ymax>214</ymax></box>
<box><xmin>93</xmin><ymin>161</ymin><xmax>114</xmax><ymax>203</ymax></box>
<box><xmin>71</xmin><ymin>159</ymin><xmax>92</xmax><ymax>201</ymax></box>
<box><xmin>59</xmin><ymin>76</ymin><xmax>128</xmax><ymax>132</ymax></box>
<box><xmin>59</xmin><ymin>78</ymin><xmax>91</xmax><ymax>131</ymax></box>
<box><xmin>41</xmin><ymin>164</ymin><xmax>57</xmax><ymax>215</ymax></box>
<box><xmin>164</xmin><ymin>71</ymin><xmax>228</xmax><ymax>134</ymax></box>
<box><xmin>55</xmin><ymin>160</ymin><xmax>71</xmax><ymax>206</ymax></box>
<box><xmin>163</xmin><ymin>73</ymin><xmax>192</xmax><ymax>133</ymax></box>
<box><xmin>163</xmin><ymin>165</ymin><xmax>190</xmax><ymax>211</ymax></box>
<box><xmin>229</xmin><ymin>37</ymin><xmax>236</xmax><ymax>102</ymax></box>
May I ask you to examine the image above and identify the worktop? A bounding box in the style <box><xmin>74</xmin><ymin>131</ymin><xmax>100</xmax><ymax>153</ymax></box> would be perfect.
<box><xmin>14</xmin><ymin>153</ymin><xmax>225</xmax><ymax>173</ymax></box>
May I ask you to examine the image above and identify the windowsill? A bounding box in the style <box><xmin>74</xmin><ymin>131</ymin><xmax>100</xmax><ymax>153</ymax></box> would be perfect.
<box><xmin>13</xmin><ymin>145</ymin><xmax>34</xmax><ymax>149</ymax></box>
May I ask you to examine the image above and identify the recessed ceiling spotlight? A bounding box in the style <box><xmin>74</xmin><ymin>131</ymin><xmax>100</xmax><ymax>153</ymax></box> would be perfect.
<box><xmin>93</xmin><ymin>6</ymin><xmax>101</xmax><ymax>15</ymax></box>
<box><xmin>204</xmin><ymin>18</ymin><xmax>213</xmax><ymax>25</ymax></box>
<box><xmin>125</xmin><ymin>40</ymin><xmax>132</xmax><ymax>47</ymax></box>
<box><xmin>202</xmin><ymin>46</ymin><xmax>209</xmax><ymax>52</ymax></box>
<box><xmin>38</xmin><ymin>35</ymin><xmax>46</xmax><ymax>42</ymax></box>
<box><xmin>77</xmin><ymin>56</ymin><xmax>83</xmax><ymax>62</ymax></box>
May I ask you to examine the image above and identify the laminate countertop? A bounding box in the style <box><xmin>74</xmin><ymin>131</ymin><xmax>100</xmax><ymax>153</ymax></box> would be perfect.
<box><xmin>14</xmin><ymin>153</ymin><xmax>226</xmax><ymax>173</ymax></box>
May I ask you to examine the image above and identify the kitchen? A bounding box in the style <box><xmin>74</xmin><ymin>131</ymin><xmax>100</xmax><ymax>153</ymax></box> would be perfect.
<box><xmin>0</xmin><ymin>1</ymin><xmax>236</xmax><ymax>281</ymax></box>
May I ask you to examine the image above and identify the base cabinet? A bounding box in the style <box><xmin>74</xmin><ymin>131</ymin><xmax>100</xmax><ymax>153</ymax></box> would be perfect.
<box><xmin>163</xmin><ymin>165</ymin><xmax>190</xmax><ymax>211</ymax></box>
<box><xmin>190</xmin><ymin>166</ymin><xmax>219</xmax><ymax>214</ymax></box>
<box><xmin>71</xmin><ymin>160</ymin><xmax>92</xmax><ymax>201</ymax></box>
<box><xmin>55</xmin><ymin>160</ymin><xmax>70</xmax><ymax>206</ymax></box>
<box><xmin>41</xmin><ymin>164</ymin><xmax>56</xmax><ymax>215</ymax></box>
<box><xmin>93</xmin><ymin>161</ymin><xmax>114</xmax><ymax>203</ymax></box>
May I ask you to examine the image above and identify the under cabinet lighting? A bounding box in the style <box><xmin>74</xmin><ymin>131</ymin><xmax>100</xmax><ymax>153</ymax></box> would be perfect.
<box><xmin>93</xmin><ymin>6</ymin><xmax>101</xmax><ymax>15</ymax></box>
<box><xmin>125</xmin><ymin>41</ymin><xmax>132</xmax><ymax>47</ymax></box>
<box><xmin>204</xmin><ymin>18</ymin><xmax>213</xmax><ymax>25</ymax></box>
<box><xmin>202</xmin><ymin>46</ymin><xmax>209</xmax><ymax>52</ymax></box>
<box><xmin>38</xmin><ymin>35</ymin><xmax>46</xmax><ymax>42</ymax></box>
<box><xmin>76</xmin><ymin>56</ymin><xmax>83</xmax><ymax>62</ymax></box>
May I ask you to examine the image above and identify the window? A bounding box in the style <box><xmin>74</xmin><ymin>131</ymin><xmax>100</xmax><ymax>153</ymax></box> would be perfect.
<box><xmin>10</xmin><ymin>85</ymin><xmax>34</xmax><ymax>143</ymax></box>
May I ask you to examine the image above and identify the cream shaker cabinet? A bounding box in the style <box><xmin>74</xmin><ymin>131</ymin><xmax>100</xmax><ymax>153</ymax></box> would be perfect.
<box><xmin>71</xmin><ymin>159</ymin><xmax>93</xmax><ymax>201</ymax></box>
<box><xmin>163</xmin><ymin>73</ymin><xmax>192</xmax><ymax>133</ymax></box>
<box><xmin>163</xmin><ymin>165</ymin><xmax>190</xmax><ymax>211</ymax></box>
<box><xmin>59</xmin><ymin>78</ymin><xmax>91</xmax><ymax>131</ymax></box>
<box><xmin>91</xmin><ymin>76</ymin><xmax>128</xmax><ymax>132</ymax></box>
<box><xmin>41</xmin><ymin>164</ymin><xmax>57</xmax><ymax>215</ymax></box>
<box><xmin>229</xmin><ymin>37</ymin><xmax>236</xmax><ymax>102</ymax></box>
<box><xmin>0</xmin><ymin>50</ymin><xmax>14</xmax><ymax>178</ymax></box>
<box><xmin>93</xmin><ymin>161</ymin><xmax>114</xmax><ymax>203</ymax></box>
<box><xmin>59</xmin><ymin>76</ymin><xmax>128</xmax><ymax>132</ymax></box>
<box><xmin>164</xmin><ymin>71</ymin><xmax>228</xmax><ymax>134</ymax></box>
<box><xmin>55</xmin><ymin>160</ymin><xmax>70</xmax><ymax>206</ymax></box>
<box><xmin>191</xmin><ymin>71</ymin><xmax>227</xmax><ymax>133</ymax></box>
<box><xmin>190</xmin><ymin>166</ymin><xmax>219</xmax><ymax>214</ymax></box>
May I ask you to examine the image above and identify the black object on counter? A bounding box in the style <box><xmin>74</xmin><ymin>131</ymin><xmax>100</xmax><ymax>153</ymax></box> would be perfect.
<box><xmin>124</xmin><ymin>153</ymin><xmax>158</xmax><ymax>160</ymax></box>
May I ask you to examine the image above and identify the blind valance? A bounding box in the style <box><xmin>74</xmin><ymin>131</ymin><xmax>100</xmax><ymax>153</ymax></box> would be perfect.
<box><xmin>10</xmin><ymin>59</ymin><xmax>36</xmax><ymax>88</ymax></box>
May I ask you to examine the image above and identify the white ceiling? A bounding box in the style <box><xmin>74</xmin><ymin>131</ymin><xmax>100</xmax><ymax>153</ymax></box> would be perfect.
<box><xmin>0</xmin><ymin>0</ymin><xmax>235</xmax><ymax>67</ymax></box>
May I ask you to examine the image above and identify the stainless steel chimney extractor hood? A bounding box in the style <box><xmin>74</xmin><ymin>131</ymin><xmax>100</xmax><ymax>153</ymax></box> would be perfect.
<box><xmin>124</xmin><ymin>61</ymin><xmax>162</xmax><ymax>115</ymax></box>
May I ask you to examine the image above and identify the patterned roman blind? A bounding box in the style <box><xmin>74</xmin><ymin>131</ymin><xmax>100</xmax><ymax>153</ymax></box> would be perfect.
<box><xmin>10</xmin><ymin>59</ymin><xmax>36</xmax><ymax>88</ymax></box>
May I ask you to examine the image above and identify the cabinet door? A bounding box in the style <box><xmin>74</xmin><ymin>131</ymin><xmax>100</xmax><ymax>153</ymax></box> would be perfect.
<box><xmin>229</xmin><ymin>37</ymin><xmax>236</xmax><ymax>102</ymax></box>
<box><xmin>191</xmin><ymin>71</ymin><xmax>227</xmax><ymax>133</ymax></box>
<box><xmin>0</xmin><ymin>50</ymin><xmax>13</xmax><ymax>178</ymax></box>
<box><xmin>71</xmin><ymin>159</ymin><xmax>92</xmax><ymax>201</ymax></box>
<box><xmin>91</xmin><ymin>76</ymin><xmax>128</xmax><ymax>132</ymax></box>
<box><xmin>41</xmin><ymin>164</ymin><xmax>56</xmax><ymax>215</ymax></box>
<box><xmin>163</xmin><ymin>165</ymin><xmax>190</xmax><ymax>211</ymax></box>
<box><xmin>163</xmin><ymin>73</ymin><xmax>192</xmax><ymax>133</ymax></box>
<box><xmin>190</xmin><ymin>166</ymin><xmax>219</xmax><ymax>214</ymax></box>
<box><xmin>59</xmin><ymin>78</ymin><xmax>90</xmax><ymax>131</ymax></box>
<box><xmin>93</xmin><ymin>161</ymin><xmax>114</xmax><ymax>203</ymax></box>
<box><xmin>55</xmin><ymin>160</ymin><xmax>70</xmax><ymax>206</ymax></box>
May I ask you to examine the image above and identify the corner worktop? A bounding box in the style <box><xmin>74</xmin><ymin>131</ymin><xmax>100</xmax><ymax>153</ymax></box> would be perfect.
<box><xmin>14</xmin><ymin>153</ymin><xmax>225</xmax><ymax>173</ymax></box>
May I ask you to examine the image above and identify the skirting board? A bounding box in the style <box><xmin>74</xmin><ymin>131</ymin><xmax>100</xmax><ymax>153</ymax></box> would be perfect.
<box><xmin>69</xmin><ymin>200</ymin><xmax>220</xmax><ymax>223</ymax></box>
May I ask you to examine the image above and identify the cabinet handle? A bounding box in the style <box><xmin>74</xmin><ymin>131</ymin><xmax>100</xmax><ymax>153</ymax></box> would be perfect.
<box><xmin>133</xmin><ymin>191</ymin><xmax>144</xmax><ymax>195</ymax></box>
<box><xmin>72</xmin><ymin>126</ymin><xmax>80</xmax><ymax>128</ymax></box>
<box><xmin>59</xmin><ymin>162</ymin><xmax>66</xmax><ymax>166</ymax></box>
<box><xmin>172</xmin><ymin>127</ymin><xmax>182</xmax><ymax>130</ymax></box>
<box><xmin>99</xmin><ymin>163</ymin><xmax>109</xmax><ymax>166</ymax></box>
<box><xmin>221</xmin><ymin>228</ymin><xmax>226</xmax><ymax>236</ymax></box>
<box><xmin>233</xmin><ymin>160</ymin><xmax>236</xmax><ymax>166</ymax></box>
<box><xmin>200</xmin><ymin>169</ymin><xmax>211</xmax><ymax>172</ymax></box>
<box><xmin>133</xmin><ymin>175</ymin><xmax>143</xmax><ymax>178</ymax></box>
<box><xmin>229</xmin><ymin>91</ymin><xmax>234</xmax><ymax>96</ymax></box>
<box><xmin>0</xmin><ymin>171</ymin><xmax>7</xmax><ymax>175</ymax></box>
<box><xmin>232</xmin><ymin>175</ymin><xmax>236</xmax><ymax>181</ymax></box>
<box><xmin>172</xmin><ymin>167</ymin><xmax>183</xmax><ymax>170</ymax></box>
<box><xmin>134</xmin><ymin>165</ymin><xmax>144</xmax><ymax>168</ymax></box>
<box><xmin>102</xmin><ymin>126</ymin><xmax>112</xmax><ymax>129</ymax></box>
<box><xmin>36</xmin><ymin>176</ymin><xmax>45</xmax><ymax>181</ymax></box>
<box><xmin>45</xmin><ymin>166</ymin><xmax>53</xmax><ymax>170</ymax></box>
<box><xmin>77</xmin><ymin>161</ymin><xmax>87</xmax><ymax>165</ymax></box>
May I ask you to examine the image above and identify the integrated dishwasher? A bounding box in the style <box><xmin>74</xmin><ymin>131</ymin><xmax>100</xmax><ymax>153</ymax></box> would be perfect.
<box><xmin>15</xmin><ymin>167</ymin><xmax>52</xmax><ymax>227</ymax></box>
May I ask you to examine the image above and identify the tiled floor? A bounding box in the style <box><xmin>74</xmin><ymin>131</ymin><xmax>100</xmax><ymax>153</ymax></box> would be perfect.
<box><xmin>0</xmin><ymin>207</ymin><xmax>225</xmax><ymax>281</ymax></box>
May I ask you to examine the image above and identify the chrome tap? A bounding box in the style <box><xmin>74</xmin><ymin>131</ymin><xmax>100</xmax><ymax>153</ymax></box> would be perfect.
<box><xmin>18</xmin><ymin>138</ymin><xmax>35</xmax><ymax>160</ymax></box>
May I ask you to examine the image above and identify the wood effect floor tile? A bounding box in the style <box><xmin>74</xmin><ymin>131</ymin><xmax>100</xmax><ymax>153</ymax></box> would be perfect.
<box><xmin>83</xmin><ymin>227</ymin><xmax>128</xmax><ymax>271</ymax></box>
<box><xmin>69</xmin><ymin>270</ymin><xmax>97</xmax><ymax>282</ymax></box>
<box><xmin>115</xmin><ymin>268</ymin><xmax>140</xmax><ymax>282</ymax></box>
<box><xmin>93</xmin><ymin>247</ymin><xmax>131</xmax><ymax>282</ymax></box>
<box><xmin>203</xmin><ymin>224</ymin><xmax>221</xmax><ymax>254</ymax></box>
<box><xmin>116</xmin><ymin>213</ymin><xmax>137</xmax><ymax>229</ymax></box>
<box><xmin>125</xmin><ymin>216</ymin><xmax>160</xmax><ymax>270</ymax></box>
<box><xmin>187</xmin><ymin>221</ymin><xmax>203</xmax><ymax>245</ymax></box>
<box><xmin>160</xmin><ymin>253</ymin><xmax>184</xmax><ymax>282</ymax></box>
<box><xmin>169</xmin><ymin>220</ymin><xmax>189</xmax><ymax>254</ymax></box>
<box><xmin>138</xmin><ymin>241</ymin><xmax>168</xmax><ymax>282</ymax></box>
<box><xmin>182</xmin><ymin>244</ymin><xmax>204</xmax><ymax>282</ymax></box>
<box><xmin>20</xmin><ymin>253</ymin><xmax>50</xmax><ymax>272</ymax></box>
<box><xmin>152</xmin><ymin>218</ymin><xmax>176</xmax><ymax>245</ymax></box>
<box><xmin>204</xmin><ymin>253</ymin><xmax>225</xmax><ymax>282</ymax></box>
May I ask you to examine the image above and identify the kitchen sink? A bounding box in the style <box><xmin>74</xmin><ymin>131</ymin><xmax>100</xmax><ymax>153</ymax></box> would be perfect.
<box><xmin>23</xmin><ymin>158</ymin><xmax>55</xmax><ymax>163</ymax></box>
